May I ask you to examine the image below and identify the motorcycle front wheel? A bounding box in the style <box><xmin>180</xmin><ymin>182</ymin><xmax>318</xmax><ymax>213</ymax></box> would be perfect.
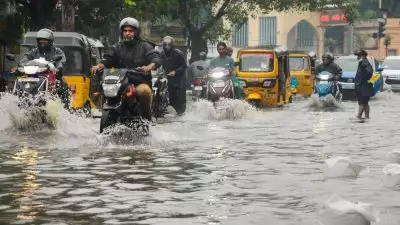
<box><xmin>100</xmin><ymin>110</ymin><xmax>119</xmax><ymax>133</ymax></box>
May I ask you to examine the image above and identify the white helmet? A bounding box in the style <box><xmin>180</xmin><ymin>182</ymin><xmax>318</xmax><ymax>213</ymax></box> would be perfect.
<box><xmin>36</xmin><ymin>28</ymin><xmax>54</xmax><ymax>42</ymax></box>
<box><xmin>119</xmin><ymin>17</ymin><xmax>140</xmax><ymax>30</ymax></box>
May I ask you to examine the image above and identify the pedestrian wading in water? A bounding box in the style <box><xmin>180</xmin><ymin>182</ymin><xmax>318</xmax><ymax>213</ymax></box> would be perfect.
<box><xmin>354</xmin><ymin>49</ymin><xmax>373</xmax><ymax>120</ymax></box>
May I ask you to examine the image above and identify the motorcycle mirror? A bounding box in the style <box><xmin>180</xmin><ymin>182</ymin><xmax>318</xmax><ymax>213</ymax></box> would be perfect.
<box><xmin>6</xmin><ymin>54</ymin><xmax>15</xmax><ymax>61</ymax></box>
<box><xmin>196</xmin><ymin>66</ymin><xmax>204</xmax><ymax>70</ymax></box>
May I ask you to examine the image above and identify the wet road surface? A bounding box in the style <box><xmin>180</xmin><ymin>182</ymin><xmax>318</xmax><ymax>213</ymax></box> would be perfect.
<box><xmin>0</xmin><ymin>92</ymin><xmax>399</xmax><ymax>224</ymax></box>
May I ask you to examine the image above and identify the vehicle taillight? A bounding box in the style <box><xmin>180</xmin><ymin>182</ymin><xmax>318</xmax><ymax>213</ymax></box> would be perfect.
<box><xmin>123</xmin><ymin>84</ymin><xmax>136</xmax><ymax>98</ymax></box>
<box><xmin>193</xmin><ymin>79</ymin><xmax>202</xmax><ymax>85</ymax></box>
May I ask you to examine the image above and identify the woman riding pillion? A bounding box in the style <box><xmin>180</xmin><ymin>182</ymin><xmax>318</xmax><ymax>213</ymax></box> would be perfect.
<box><xmin>92</xmin><ymin>17</ymin><xmax>161</xmax><ymax>122</ymax></box>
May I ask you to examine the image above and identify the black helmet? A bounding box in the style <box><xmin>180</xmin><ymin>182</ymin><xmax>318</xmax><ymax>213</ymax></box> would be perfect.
<box><xmin>322</xmin><ymin>52</ymin><xmax>333</xmax><ymax>60</ymax></box>
<box><xmin>119</xmin><ymin>17</ymin><xmax>140</xmax><ymax>43</ymax></box>
<box><xmin>162</xmin><ymin>36</ymin><xmax>174</xmax><ymax>52</ymax></box>
<box><xmin>36</xmin><ymin>28</ymin><xmax>54</xmax><ymax>51</ymax></box>
<box><xmin>354</xmin><ymin>49</ymin><xmax>368</xmax><ymax>57</ymax></box>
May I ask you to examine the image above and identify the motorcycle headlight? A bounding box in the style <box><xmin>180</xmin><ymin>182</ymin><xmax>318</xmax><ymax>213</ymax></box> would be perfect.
<box><xmin>319</xmin><ymin>74</ymin><xmax>330</xmax><ymax>80</ymax></box>
<box><xmin>24</xmin><ymin>66</ymin><xmax>39</xmax><ymax>75</ymax></box>
<box><xmin>211</xmin><ymin>71</ymin><xmax>225</xmax><ymax>78</ymax></box>
<box><xmin>103</xmin><ymin>83</ymin><xmax>121</xmax><ymax>97</ymax></box>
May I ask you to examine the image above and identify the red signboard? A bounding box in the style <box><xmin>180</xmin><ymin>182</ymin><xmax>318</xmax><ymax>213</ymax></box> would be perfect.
<box><xmin>320</xmin><ymin>8</ymin><xmax>348</xmax><ymax>26</ymax></box>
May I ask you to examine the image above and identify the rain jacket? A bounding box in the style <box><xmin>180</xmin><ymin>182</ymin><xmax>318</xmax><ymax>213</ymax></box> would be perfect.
<box><xmin>20</xmin><ymin>46</ymin><xmax>66</xmax><ymax>70</ymax></box>
<box><xmin>355</xmin><ymin>58</ymin><xmax>374</xmax><ymax>97</ymax></box>
<box><xmin>315</xmin><ymin>62</ymin><xmax>343</xmax><ymax>79</ymax></box>
<box><xmin>101</xmin><ymin>39</ymin><xmax>162</xmax><ymax>85</ymax></box>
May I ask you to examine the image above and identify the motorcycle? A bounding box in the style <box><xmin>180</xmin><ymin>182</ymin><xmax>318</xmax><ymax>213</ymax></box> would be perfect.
<box><xmin>151</xmin><ymin>67</ymin><xmax>169</xmax><ymax>119</ymax></box>
<box><xmin>189</xmin><ymin>66</ymin><xmax>207</xmax><ymax>101</ymax></box>
<box><xmin>6</xmin><ymin>54</ymin><xmax>63</xmax><ymax>108</ymax></box>
<box><xmin>99</xmin><ymin>67</ymin><xmax>149</xmax><ymax>135</ymax></box>
<box><xmin>315</xmin><ymin>71</ymin><xmax>342</xmax><ymax>103</ymax></box>
<box><xmin>198</xmin><ymin>66</ymin><xmax>235</xmax><ymax>103</ymax></box>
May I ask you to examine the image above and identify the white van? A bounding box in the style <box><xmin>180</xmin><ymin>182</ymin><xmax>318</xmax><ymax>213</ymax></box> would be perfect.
<box><xmin>382</xmin><ymin>56</ymin><xmax>400</xmax><ymax>91</ymax></box>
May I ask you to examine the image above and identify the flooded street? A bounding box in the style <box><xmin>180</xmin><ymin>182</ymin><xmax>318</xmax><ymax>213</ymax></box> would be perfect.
<box><xmin>0</xmin><ymin>92</ymin><xmax>400</xmax><ymax>225</ymax></box>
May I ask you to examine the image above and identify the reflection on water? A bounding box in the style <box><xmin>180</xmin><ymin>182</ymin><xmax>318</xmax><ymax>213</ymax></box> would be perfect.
<box><xmin>10</xmin><ymin>146</ymin><xmax>42</xmax><ymax>223</ymax></box>
<box><xmin>0</xmin><ymin>95</ymin><xmax>400</xmax><ymax>224</ymax></box>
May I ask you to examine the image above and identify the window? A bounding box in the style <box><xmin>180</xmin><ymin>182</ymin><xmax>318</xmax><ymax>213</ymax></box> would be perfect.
<box><xmin>259</xmin><ymin>17</ymin><xmax>277</xmax><ymax>46</ymax></box>
<box><xmin>383</xmin><ymin>59</ymin><xmax>400</xmax><ymax>70</ymax></box>
<box><xmin>239</xmin><ymin>52</ymin><xmax>274</xmax><ymax>72</ymax></box>
<box><xmin>61</xmin><ymin>48</ymin><xmax>84</xmax><ymax>74</ymax></box>
<box><xmin>296</xmin><ymin>20</ymin><xmax>315</xmax><ymax>47</ymax></box>
<box><xmin>335</xmin><ymin>58</ymin><xmax>359</xmax><ymax>71</ymax></box>
<box><xmin>232</xmin><ymin>21</ymin><xmax>248</xmax><ymax>47</ymax></box>
<box><xmin>289</xmin><ymin>57</ymin><xmax>310</xmax><ymax>71</ymax></box>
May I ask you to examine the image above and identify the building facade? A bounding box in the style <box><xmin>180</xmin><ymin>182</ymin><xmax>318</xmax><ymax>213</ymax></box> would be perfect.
<box><xmin>226</xmin><ymin>10</ymin><xmax>324</xmax><ymax>58</ymax></box>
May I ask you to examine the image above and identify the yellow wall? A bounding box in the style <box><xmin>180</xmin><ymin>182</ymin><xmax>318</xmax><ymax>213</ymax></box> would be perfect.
<box><xmin>226</xmin><ymin>10</ymin><xmax>324</xmax><ymax>57</ymax></box>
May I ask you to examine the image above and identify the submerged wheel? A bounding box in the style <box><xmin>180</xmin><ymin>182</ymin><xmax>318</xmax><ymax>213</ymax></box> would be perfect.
<box><xmin>99</xmin><ymin>110</ymin><xmax>118</xmax><ymax>133</ymax></box>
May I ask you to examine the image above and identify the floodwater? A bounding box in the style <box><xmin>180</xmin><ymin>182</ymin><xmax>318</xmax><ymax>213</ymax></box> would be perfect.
<box><xmin>0</xmin><ymin>92</ymin><xmax>399</xmax><ymax>225</ymax></box>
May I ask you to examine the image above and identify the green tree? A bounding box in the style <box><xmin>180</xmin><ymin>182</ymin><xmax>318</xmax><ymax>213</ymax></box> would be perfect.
<box><xmin>139</xmin><ymin>0</ymin><xmax>359</xmax><ymax>62</ymax></box>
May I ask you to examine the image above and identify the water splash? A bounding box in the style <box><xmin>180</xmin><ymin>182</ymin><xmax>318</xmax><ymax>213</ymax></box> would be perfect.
<box><xmin>183</xmin><ymin>98</ymin><xmax>256</xmax><ymax>121</ymax></box>
<box><xmin>307</xmin><ymin>94</ymin><xmax>343</xmax><ymax>112</ymax></box>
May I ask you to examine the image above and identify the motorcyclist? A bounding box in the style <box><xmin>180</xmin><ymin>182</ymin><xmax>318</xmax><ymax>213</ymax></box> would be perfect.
<box><xmin>160</xmin><ymin>36</ymin><xmax>187</xmax><ymax>115</ymax></box>
<box><xmin>92</xmin><ymin>17</ymin><xmax>161</xmax><ymax>121</ymax></box>
<box><xmin>208</xmin><ymin>42</ymin><xmax>243</xmax><ymax>99</ymax></box>
<box><xmin>187</xmin><ymin>51</ymin><xmax>208</xmax><ymax>87</ymax></box>
<box><xmin>20</xmin><ymin>28</ymin><xmax>69</xmax><ymax>108</ymax></box>
<box><xmin>315</xmin><ymin>52</ymin><xmax>343</xmax><ymax>95</ymax></box>
<box><xmin>209</xmin><ymin>42</ymin><xmax>235</xmax><ymax>70</ymax></box>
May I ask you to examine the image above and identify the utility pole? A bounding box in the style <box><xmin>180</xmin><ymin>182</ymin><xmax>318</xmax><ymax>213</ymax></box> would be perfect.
<box><xmin>372</xmin><ymin>0</ymin><xmax>388</xmax><ymax>59</ymax></box>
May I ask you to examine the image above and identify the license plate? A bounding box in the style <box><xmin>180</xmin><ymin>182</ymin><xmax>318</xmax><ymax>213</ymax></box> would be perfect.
<box><xmin>212</xmin><ymin>81</ymin><xmax>225</xmax><ymax>88</ymax></box>
<box><xmin>341</xmin><ymin>83</ymin><xmax>355</xmax><ymax>89</ymax></box>
<box><xmin>18</xmin><ymin>77</ymin><xmax>40</xmax><ymax>82</ymax></box>
<box><xmin>194</xmin><ymin>86</ymin><xmax>203</xmax><ymax>90</ymax></box>
<box><xmin>319</xmin><ymin>80</ymin><xmax>328</xmax><ymax>84</ymax></box>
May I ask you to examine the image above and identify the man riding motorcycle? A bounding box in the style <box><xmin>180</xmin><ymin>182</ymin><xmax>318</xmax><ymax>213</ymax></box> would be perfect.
<box><xmin>315</xmin><ymin>52</ymin><xmax>343</xmax><ymax>95</ymax></box>
<box><xmin>92</xmin><ymin>17</ymin><xmax>161</xmax><ymax>121</ymax></box>
<box><xmin>208</xmin><ymin>42</ymin><xmax>243</xmax><ymax>99</ymax></box>
<box><xmin>20</xmin><ymin>28</ymin><xmax>69</xmax><ymax>108</ymax></box>
<box><xmin>160</xmin><ymin>36</ymin><xmax>187</xmax><ymax>115</ymax></box>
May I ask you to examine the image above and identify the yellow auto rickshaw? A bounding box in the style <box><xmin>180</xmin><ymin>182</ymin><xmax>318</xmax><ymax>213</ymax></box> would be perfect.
<box><xmin>21</xmin><ymin>32</ymin><xmax>104</xmax><ymax>115</ymax></box>
<box><xmin>236</xmin><ymin>45</ymin><xmax>292</xmax><ymax>107</ymax></box>
<box><xmin>288</xmin><ymin>51</ymin><xmax>316</xmax><ymax>97</ymax></box>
